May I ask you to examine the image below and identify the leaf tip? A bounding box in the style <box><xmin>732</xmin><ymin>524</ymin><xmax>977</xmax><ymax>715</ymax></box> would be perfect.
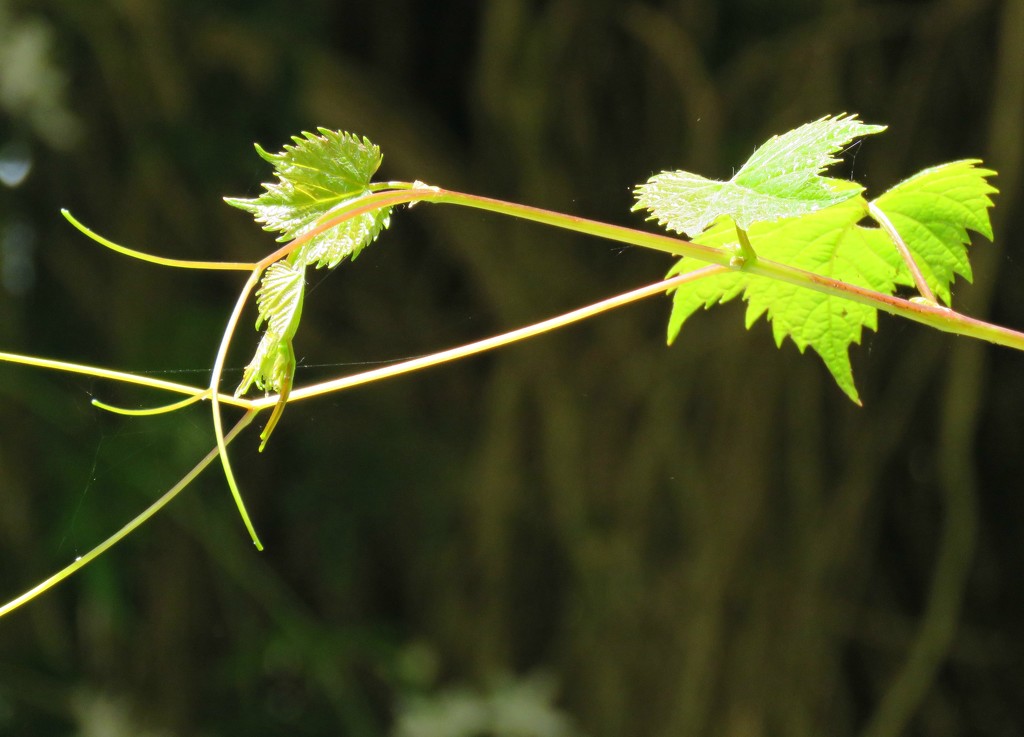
<box><xmin>253</xmin><ymin>142</ymin><xmax>277</xmax><ymax>165</ymax></box>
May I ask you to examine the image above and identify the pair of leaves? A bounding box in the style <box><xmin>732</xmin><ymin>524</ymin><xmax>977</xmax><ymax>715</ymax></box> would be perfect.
<box><xmin>226</xmin><ymin>129</ymin><xmax>392</xmax><ymax>400</ymax></box>
<box><xmin>634</xmin><ymin>116</ymin><xmax>996</xmax><ymax>403</ymax></box>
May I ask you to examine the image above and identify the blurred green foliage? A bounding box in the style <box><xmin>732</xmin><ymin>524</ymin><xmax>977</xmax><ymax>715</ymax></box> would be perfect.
<box><xmin>2</xmin><ymin>0</ymin><xmax>1024</xmax><ymax>736</ymax></box>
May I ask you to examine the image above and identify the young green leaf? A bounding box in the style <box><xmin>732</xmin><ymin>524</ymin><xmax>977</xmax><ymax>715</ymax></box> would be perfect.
<box><xmin>254</xmin><ymin>261</ymin><xmax>305</xmax><ymax>338</ymax></box>
<box><xmin>236</xmin><ymin>260</ymin><xmax>305</xmax><ymax>397</ymax></box>
<box><xmin>226</xmin><ymin>129</ymin><xmax>382</xmax><ymax>236</ymax></box>
<box><xmin>237</xmin><ymin>330</ymin><xmax>296</xmax><ymax>396</ymax></box>
<box><xmin>633</xmin><ymin>114</ymin><xmax>886</xmax><ymax>237</ymax></box>
<box><xmin>236</xmin><ymin>330</ymin><xmax>296</xmax><ymax>451</ymax></box>
<box><xmin>225</xmin><ymin>128</ymin><xmax>393</xmax><ymax>270</ymax></box>
<box><xmin>663</xmin><ymin>161</ymin><xmax>996</xmax><ymax>403</ymax></box>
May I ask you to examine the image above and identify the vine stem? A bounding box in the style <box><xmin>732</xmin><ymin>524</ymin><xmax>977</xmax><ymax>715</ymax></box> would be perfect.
<box><xmin>59</xmin><ymin>182</ymin><xmax>1024</xmax><ymax>353</ymax></box>
<box><xmin>61</xmin><ymin>210</ymin><xmax>257</xmax><ymax>271</ymax></box>
<box><xmin>295</xmin><ymin>185</ymin><xmax>1024</xmax><ymax>352</ymax></box>
<box><xmin>40</xmin><ymin>184</ymin><xmax>1024</xmax><ymax>412</ymax></box>
<box><xmin>430</xmin><ymin>189</ymin><xmax>1024</xmax><ymax>348</ymax></box>
<box><xmin>250</xmin><ymin>265</ymin><xmax>728</xmax><ymax>408</ymax></box>
<box><xmin>0</xmin><ymin>410</ymin><xmax>256</xmax><ymax>619</ymax></box>
<box><xmin>209</xmin><ymin>268</ymin><xmax>265</xmax><ymax>550</ymax></box>
<box><xmin>0</xmin><ymin>267</ymin><xmax>730</xmax><ymax>616</ymax></box>
<box><xmin>0</xmin><ymin>350</ymin><xmax>247</xmax><ymax>408</ymax></box>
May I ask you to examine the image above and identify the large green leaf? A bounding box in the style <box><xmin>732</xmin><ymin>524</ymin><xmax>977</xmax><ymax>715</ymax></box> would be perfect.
<box><xmin>664</xmin><ymin>161</ymin><xmax>996</xmax><ymax>403</ymax></box>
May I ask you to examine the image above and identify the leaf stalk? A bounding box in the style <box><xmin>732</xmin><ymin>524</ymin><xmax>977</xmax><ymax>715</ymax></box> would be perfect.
<box><xmin>735</xmin><ymin>226</ymin><xmax>758</xmax><ymax>264</ymax></box>
<box><xmin>868</xmin><ymin>201</ymin><xmax>938</xmax><ymax>304</ymax></box>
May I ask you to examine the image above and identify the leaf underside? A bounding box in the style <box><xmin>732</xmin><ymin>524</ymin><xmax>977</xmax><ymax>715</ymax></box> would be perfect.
<box><xmin>633</xmin><ymin>114</ymin><xmax>887</xmax><ymax>238</ymax></box>
<box><xmin>663</xmin><ymin>160</ymin><xmax>996</xmax><ymax>403</ymax></box>
<box><xmin>227</xmin><ymin>129</ymin><xmax>392</xmax><ymax>398</ymax></box>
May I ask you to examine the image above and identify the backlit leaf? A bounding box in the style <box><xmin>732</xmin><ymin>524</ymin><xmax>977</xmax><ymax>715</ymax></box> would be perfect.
<box><xmin>634</xmin><ymin>114</ymin><xmax>886</xmax><ymax>238</ymax></box>
<box><xmin>225</xmin><ymin>128</ymin><xmax>392</xmax><ymax>270</ymax></box>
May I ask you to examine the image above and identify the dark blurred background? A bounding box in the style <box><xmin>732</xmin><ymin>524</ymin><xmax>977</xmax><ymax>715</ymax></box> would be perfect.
<box><xmin>2</xmin><ymin>0</ymin><xmax>1023</xmax><ymax>735</ymax></box>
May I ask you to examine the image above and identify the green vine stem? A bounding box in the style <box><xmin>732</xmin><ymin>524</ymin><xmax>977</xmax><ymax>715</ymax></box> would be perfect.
<box><xmin>210</xmin><ymin>267</ymin><xmax>265</xmax><ymax>550</ymax></box>
<box><xmin>0</xmin><ymin>349</ymin><xmax>244</xmax><ymax>405</ymax></box>
<box><xmin>0</xmin><ymin>410</ymin><xmax>256</xmax><ymax>619</ymax></box>
<box><xmin>252</xmin><ymin>265</ymin><xmax>728</xmax><ymax>408</ymax></box>
<box><xmin>61</xmin><ymin>210</ymin><xmax>257</xmax><ymax>271</ymax></box>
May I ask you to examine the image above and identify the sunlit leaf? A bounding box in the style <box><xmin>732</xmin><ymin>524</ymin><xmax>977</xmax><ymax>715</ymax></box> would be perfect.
<box><xmin>663</xmin><ymin>160</ymin><xmax>996</xmax><ymax>403</ymax></box>
<box><xmin>634</xmin><ymin>114</ymin><xmax>886</xmax><ymax>237</ymax></box>
<box><xmin>872</xmin><ymin>160</ymin><xmax>997</xmax><ymax>304</ymax></box>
